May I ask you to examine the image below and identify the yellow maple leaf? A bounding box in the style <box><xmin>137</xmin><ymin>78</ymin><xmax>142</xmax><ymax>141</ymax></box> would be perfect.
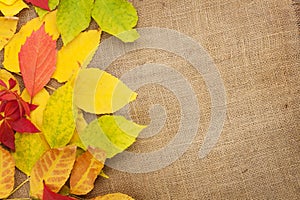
<box><xmin>0</xmin><ymin>146</ymin><xmax>15</xmax><ymax>199</ymax></box>
<box><xmin>0</xmin><ymin>0</ymin><xmax>28</xmax><ymax>16</ymax></box>
<box><xmin>3</xmin><ymin>10</ymin><xmax>59</xmax><ymax>72</ymax></box>
<box><xmin>30</xmin><ymin>145</ymin><xmax>77</xmax><ymax>199</ymax></box>
<box><xmin>52</xmin><ymin>29</ymin><xmax>102</xmax><ymax>83</ymax></box>
<box><xmin>93</xmin><ymin>193</ymin><xmax>135</xmax><ymax>200</ymax></box>
<box><xmin>0</xmin><ymin>16</ymin><xmax>18</xmax><ymax>51</ymax></box>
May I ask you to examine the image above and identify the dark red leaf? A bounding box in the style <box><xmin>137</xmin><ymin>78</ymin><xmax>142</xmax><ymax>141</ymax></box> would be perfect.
<box><xmin>0</xmin><ymin>92</ymin><xmax>17</xmax><ymax>101</ymax></box>
<box><xmin>19</xmin><ymin>24</ymin><xmax>57</xmax><ymax>98</ymax></box>
<box><xmin>24</xmin><ymin>0</ymin><xmax>50</xmax><ymax>11</ymax></box>
<box><xmin>9</xmin><ymin>118</ymin><xmax>40</xmax><ymax>133</ymax></box>
<box><xmin>8</xmin><ymin>78</ymin><xmax>17</xmax><ymax>90</ymax></box>
<box><xmin>0</xmin><ymin>122</ymin><xmax>15</xmax><ymax>151</ymax></box>
<box><xmin>0</xmin><ymin>79</ymin><xmax>7</xmax><ymax>88</ymax></box>
<box><xmin>4</xmin><ymin>101</ymin><xmax>19</xmax><ymax>117</ymax></box>
<box><xmin>43</xmin><ymin>183</ymin><xmax>75</xmax><ymax>200</ymax></box>
<box><xmin>19</xmin><ymin>99</ymin><xmax>31</xmax><ymax>116</ymax></box>
<box><xmin>29</xmin><ymin>103</ymin><xmax>38</xmax><ymax>111</ymax></box>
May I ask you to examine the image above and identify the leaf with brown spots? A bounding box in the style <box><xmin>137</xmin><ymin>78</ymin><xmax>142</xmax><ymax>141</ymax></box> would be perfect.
<box><xmin>0</xmin><ymin>146</ymin><xmax>15</xmax><ymax>199</ymax></box>
<box><xmin>70</xmin><ymin>146</ymin><xmax>106</xmax><ymax>195</ymax></box>
<box><xmin>30</xmin><ymin>145</ymin><xmax>76</xmax><ymax>199</ymax></box>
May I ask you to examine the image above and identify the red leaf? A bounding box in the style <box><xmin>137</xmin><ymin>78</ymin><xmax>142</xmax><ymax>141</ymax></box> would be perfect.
<box><xmin>24</xmin><ymin>0</ymin><xmax>50</xmax><ymax>11</ymax></box>
<box><xmin>0</xmin><ymin>80</ymin><xmax>7</xmax><ymax>88</ymax></box>
<box><xmin>9</xmin><ymin>118</ymin><xmax>40</xmax><ymax>133</ymax></box>
<box><xmin>4</xmin><ymin>101</ymin><xmax>18</xmax><ymax>117</ymax></box>
<box><xmin>43</xmin><ymin>183</ymin><xmax>75</xmax><ymax>200</ymax></box>
<box><xmin>19</xmin><ymin>24</ymin><xmax>57</xmax><ymax>98</ymax></box>
<box><xmin>0</xmin><ymin>122</ymin><xmax>15</xmax><ymax>151</ymax></box>
<box><xmin>8</xmin><ymin>78</ymin><xmax>16</xmax><ymax>90</ymax></box>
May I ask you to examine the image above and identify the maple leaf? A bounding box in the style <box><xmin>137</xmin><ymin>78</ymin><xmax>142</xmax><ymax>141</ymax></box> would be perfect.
<box><xmin>24</xmin><ymin>0</ymin><xmax>50</xmax><ymax>11</ymax></box>
<box><xmin>19</xmin><ymin>24</ymin><xmax>57</xmax><ymax>98</ymax></box>
<box><xmin>43</xmin><ymin>182</ymin><xmax>75</xmax><ymax>200</ymax></box>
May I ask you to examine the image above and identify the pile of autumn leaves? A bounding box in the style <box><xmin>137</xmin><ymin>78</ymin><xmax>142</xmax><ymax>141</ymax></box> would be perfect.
<box><xmin>0</xmin><ymin>0</ymin><xmax>144</xmax><ymax>199</ymax></box>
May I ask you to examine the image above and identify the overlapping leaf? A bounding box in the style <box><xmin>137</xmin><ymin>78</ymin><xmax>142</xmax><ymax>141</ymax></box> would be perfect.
<box><xmin>0</xmin><ymin>146</ymin><xmax>15</xmax><ymax>199</ymax></box>
<box><xmin>74</xmin><ymin>68</ymin><xmax>137</xmax><ymax>114</ymax></box>
<box><xmin>24</xmin><ymin>0</ymin><xmax>50</xmax><ymax>10</ymax></box>
<box><xmin>92</xmin><ymin>0</ymin><xmax>139</xmax><ymax>42</ymax></box>
<box><xmin>52</xmin><ymin>30</ymin><xmax>102</xmax><ymax>83</ymax></box>
<box><xmin>0</xmin><ymin>16</ymin><xmax>18</xmax><ymax>51</ymax></box>
<box><xmin>70</xmin><ymin>147</ymin><xmax>106</xmax><ymax>195</ymax></box>
<box><xmin>0</xmin><ymin>0</ymin><xmax>28</xmax><ymax>16</ymax></box>
<box><xmin>35</xmin><ymin>0</ymin><xmax>59</xmax><ymax>18</ymax></box>
<box><xmin>19</xmin><ymin>24</ymin><xmax>57</xmax><ymax>98</ymax></box>
<box><xmin>43</xmin><ymin>82</ymin><xmax>76</xmax><ymax>148</ymax></box>
<box><xmin>43</xmin><ymin>183</ymin><xmax>75</xmax><ymax>200</ymax></box>
<box><xmin>30</xmin><ymin>145</ymin><xmax>77</xmax><ymax>199</ymax></box>
<box><xmin>3</xmin><ymin>11</ymin><xmax>59</xmax><ymax>72</ymax></box>
<box><xmin>68</xmin><ymin>110</ymin><xmax>87</xmax><ymax>150</ymax></box>
<box><xmin>79</xmin><ymin>115</ymin><xmax>146</xmax><ymax>158</ymax></box>
<box><xmin>93</xmin><ymin>193</ymin><xmax>135</xmax><ymax>200</ymax></box>
<box><xmin>0</xmin><ymin>69</ymin><xmax>20</xmax><ymax>92</ymax></box>
<box><xmin>57</xmin><ymin>0</ymin><xmax>93</xmax><ymax>45</ymax></box>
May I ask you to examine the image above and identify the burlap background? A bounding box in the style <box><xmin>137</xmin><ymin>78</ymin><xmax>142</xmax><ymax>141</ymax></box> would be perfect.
<box><xmin>1</xmin><ymin>0</ymin><xmax>299</xmax><ymax>199</ymax></box>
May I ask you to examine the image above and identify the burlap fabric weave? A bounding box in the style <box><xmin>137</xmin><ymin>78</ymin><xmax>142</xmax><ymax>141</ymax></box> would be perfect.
<box><xmin>1</xmin><ymin>0</ymin><xmax>299</xmax><ymax>199</ymax></box>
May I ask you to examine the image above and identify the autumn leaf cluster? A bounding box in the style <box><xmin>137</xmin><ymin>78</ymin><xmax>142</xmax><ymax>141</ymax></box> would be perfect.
<box><xmin>0</xmin><ymin>0</ymin><xmax>144</xmax><ymax>199</ymax></box>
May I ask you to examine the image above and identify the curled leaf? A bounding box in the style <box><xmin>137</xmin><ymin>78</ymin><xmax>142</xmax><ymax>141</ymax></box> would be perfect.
<box><xmin>0</xmin><ymin>146</ymin><xmax>15</xmax><ymax>199</ymax></box>
<box><xmin>0</xmin><ymin>16</ymin><xmax>18</xmax><ymax>51</ymax></box>
<box><xmin>30</xmin><ymin>145</ymin><xmax>77</xmax><ymax>199</ymax></box>
<box><xmin>70</xmin><ymin>147</ymin><xmax>106</xmax><ymax>195</ymax></box>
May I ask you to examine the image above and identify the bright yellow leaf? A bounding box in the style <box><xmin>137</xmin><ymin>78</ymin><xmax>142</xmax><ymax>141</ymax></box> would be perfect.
<box><xmin>70</xmin><ymin>147</ymin><xmax>105</xmax><ymax>195</ymax></box>
<box><xmin>0</xmin><ymin>69</ymin><xmax>20</xmax><ymax>92</ymax></box>
<box><xmin>0</xmin><ymin>146</ymin><xmax>15</xmax><ymax>199</ymax></box>
<box><xmin>52</xmin><ymin>29</ymin><xmax>101</xmax><ymax>83</ymax></box>
<box><xmin>3</xmin><ymin>10</ymin><xmax>59</xmax><ymax>72</ymax></box>
<box><xmin>0</xmin><ymin>0</ymin><xmax>28</xmax><ymax>16</ymax></box>
<box><xmin>21</xmin><ymin>88</ymin><xmax>50</xmax><ymax>129</ymax></box>
<box><xmin>0</xmin><ymin>16</ymin><xmax>18</xmax><ymax>51</ymax></box>
<box><xmin>30</xmin><ymin>145</ymin><xmax>77</xmax><ymax>199</ymax></box>
<box><xmin>0</xmin><ymin>0</ymin><xmax>18</xmax><ymax>6</ymax></box>
<box><xmin>93</xmin><ymin>193</ymin><xmax>135</xmax><ymax>200</ymax></box>
<box><xmin>74</xmin><ymin>68</ymin><xmax>137</xmax><ymax>114</ymax></box>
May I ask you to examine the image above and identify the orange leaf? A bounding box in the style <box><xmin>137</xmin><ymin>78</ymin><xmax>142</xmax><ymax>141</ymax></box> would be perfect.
<box><xmin>0</xmin><ymin>146</ymin><xmax>15</xmax><ymax>199</ymax></box>
<box><xmin>92</xmin><ymin>193</ymin><xmax>135</xmax><ymax>200</ymax></box>
<box><xmin>70</xmin><ymin>147</ymin><xmax>106</xmax><ymax>195</ymax></box>
<box><xmin>19</xmin><ymin>24</ymin><xmax>57</xmax><ymax>98</ymax></box>
<box><xmin>30</xmin><ymin>145</ymin><xmax>76</xmax><ymax>199</ymax></box>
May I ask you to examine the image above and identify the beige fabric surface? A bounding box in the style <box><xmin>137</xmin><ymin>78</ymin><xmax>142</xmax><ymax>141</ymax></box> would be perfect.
<box><xmin>1</xmin><ymin>0</ymin><xmax>299</xmax><ymax>199</ymax></box>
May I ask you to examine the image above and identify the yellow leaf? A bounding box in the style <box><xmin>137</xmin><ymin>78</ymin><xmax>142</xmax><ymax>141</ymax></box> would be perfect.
<box><xmin>74</xmin><ymin>68</ymin><xmax>137</xmax><ymax>114</ymax></box>
<box><xmin>21</xmin><ymin>88</ymin><xmax>50</xmax><ymax>129</ymax></box>
<box><xmin>0</xmin><ymin>146</ymin><xmax>15</xmax><ymax>199</ymax></box>
<box><xmin>70</xmin><ymin>147</ymin><xmax>106</xmax><ymax>195</ymax></box>
<box><xmin>93</xmin><ymin>193</ymin><xmax>135</xmax><ymax>200</ymax></box>
<box><xmin>52</xmin><ymin>29</ymin><xmax>101</xmax><ymax>83</ymax></box>
<box><xmin>30</xmin><ymin>145</ymin><xmax>77</xmax><ymax>199</ymax></box>
<box><xmin>3</xmin><ymin>10</ymin><xmax>59</xmax><ymax>72</ymax></box>
<box><xmin>0</xmin><ymin>0</ymin><xmax>28</xmax><ymax>16</ymax></box>
<box><xmin>0</xmin><ymin>69</ymin><xmax>20</xmax><ymax>92</ymax></box>
<box><xmin>0</xmin><ymin>16</ymin><xmax>18</xmax><ymax>51</ymax></box>
<box><xmin>0</xmin><ymin>0</ymin><xmax>18</xmax><ymax>6</ymax></box>
<box><xmin>69</xmin><ymin>110</ymin><xmax>87</xmax><ymax>150</ymax></box>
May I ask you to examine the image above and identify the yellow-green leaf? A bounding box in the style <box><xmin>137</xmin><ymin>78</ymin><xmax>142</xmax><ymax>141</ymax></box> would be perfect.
<box><xmin>0</xmin><ymin>69</ymin><xmax>20</xmax><ymax>92</ymax></box>
<box><xmin>92</xmin><ymin>0</ymin><xmax>139</xmax><ymax>42</ymax></box>
<box><xmin>3</xmin><ymin>10</ymin><xmax>59</xmax><ymax>72</ymax></box>
<box><xmin>0</xmin><ymin>16</ymin><xmax>18</xmax><ymax>51</ymax></box>
<box><xmin>30</xmin><ymin>145</ymin><xmax>76</xmax><ymax>199</ymax></box>
<box><xmin>57</xmin><ymin>0</ymin><xmax>93</xmax><ymax>45</ymax></box>
<box><xmin>79</xmin><ymin>115</ymin><xmax>146</xmax><ymax>158</ymax></box>
<box><xmin>35</xmin><ymin>0</ymin><xmax>59</xmax><ymax>18</ymax></box>
<box><xmin>0</xmin><ymin>0</ymin><xmax>28</xmax><ymax>16</ymax></box>
<box><xmin>69</xmin><ymin>110</ymin><xmax>87</xmax><ymax>150</ymax></box>
<box><xmin>93</xmin><ymin>193</ymin><xmax>135</xmax><ymax>200</ymax></box>
<box><xmin>70</xmin><ymin>147</ymin><xmax>105</xmax><ymax>195</ymax></box>
<box><xmin>0</xmin><ymin>146</ymin><xmax>15</xmax><ymax>199</ymax></box>
<box><xmin>21</xmin><ymin>88</ymin><xmax>50</xmax><ymax>129</ymax></box>
<box><xmin>43</xmin><ymin>82</ymin><xmax>76</xmax><ymax>148</ymax></box>
<box><xmin>52</xmin><ymin>29</ymin><xmax>101</xmax><ymax>83</ymax></box>
<box><xmin>74</xmin><ymin>68</ymin><xmax>137</xmax><ymax>114</ymax></box>
<box><xmin>13</xmin><ymin>132</ymin><xmax>49</xmax><ymax>176</ymax></box>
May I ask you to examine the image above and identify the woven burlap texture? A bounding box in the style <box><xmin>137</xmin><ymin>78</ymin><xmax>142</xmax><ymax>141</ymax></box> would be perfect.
<box><xmin>1</xmin><ymin>0</ymin><xmax>299</xmax><ymax>199</ymax></box>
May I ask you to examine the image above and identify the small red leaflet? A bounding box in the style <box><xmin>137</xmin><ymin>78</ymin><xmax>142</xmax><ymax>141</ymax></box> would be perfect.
<box><xmin>24</xmin><ymin>0</ymin><xmax>50</xmax><ymax>11</ymax></box>
<box><xmin>19</xmin><ymin>24</ymin><xmax>57</xmax><ymax>98</ymax></box>
<box><xmin>43</xmin><ymin>182</ymin><xmax>76</xmax><ymax>200</ymax></box>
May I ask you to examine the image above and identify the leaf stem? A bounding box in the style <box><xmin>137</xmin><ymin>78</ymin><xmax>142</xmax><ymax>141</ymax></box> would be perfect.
<box><xmin>7</xmin><ymin>177</ymin><xmax>30</xmax><ymax>198</ymax></box>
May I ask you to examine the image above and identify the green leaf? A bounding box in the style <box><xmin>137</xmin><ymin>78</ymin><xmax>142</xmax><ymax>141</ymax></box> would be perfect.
<box><xmin>42</xmin><ymin>82</ymin><xmax>76</xmax><ymax>148</ymax></box>
<box><xmin>92</xmin><ymin>0</ymin><xmax>139</xmax><ymax>42</ymax></box>
<box><xmin>57</xmin><ymin>0</ymin><xmax>93</xmax><ymax>45</ymax></box>
<box><xmin>35</xmin><ymin>0</ymin><xmax>59</xmax><ymax>18</ymax></box>
<box><xmin>13</xmin><ymin>133</ymin><xmax>49</xmax><ymax>176</ymax></box>
<box><xmin>74</xmin><ymin>68</ymin><xmax>137</xmax><ymax>114</ymax></box>
<box><xmin>79</xmin><ymin>115</ymin><xmax>146</xmax><ymax>158</ymax></box>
